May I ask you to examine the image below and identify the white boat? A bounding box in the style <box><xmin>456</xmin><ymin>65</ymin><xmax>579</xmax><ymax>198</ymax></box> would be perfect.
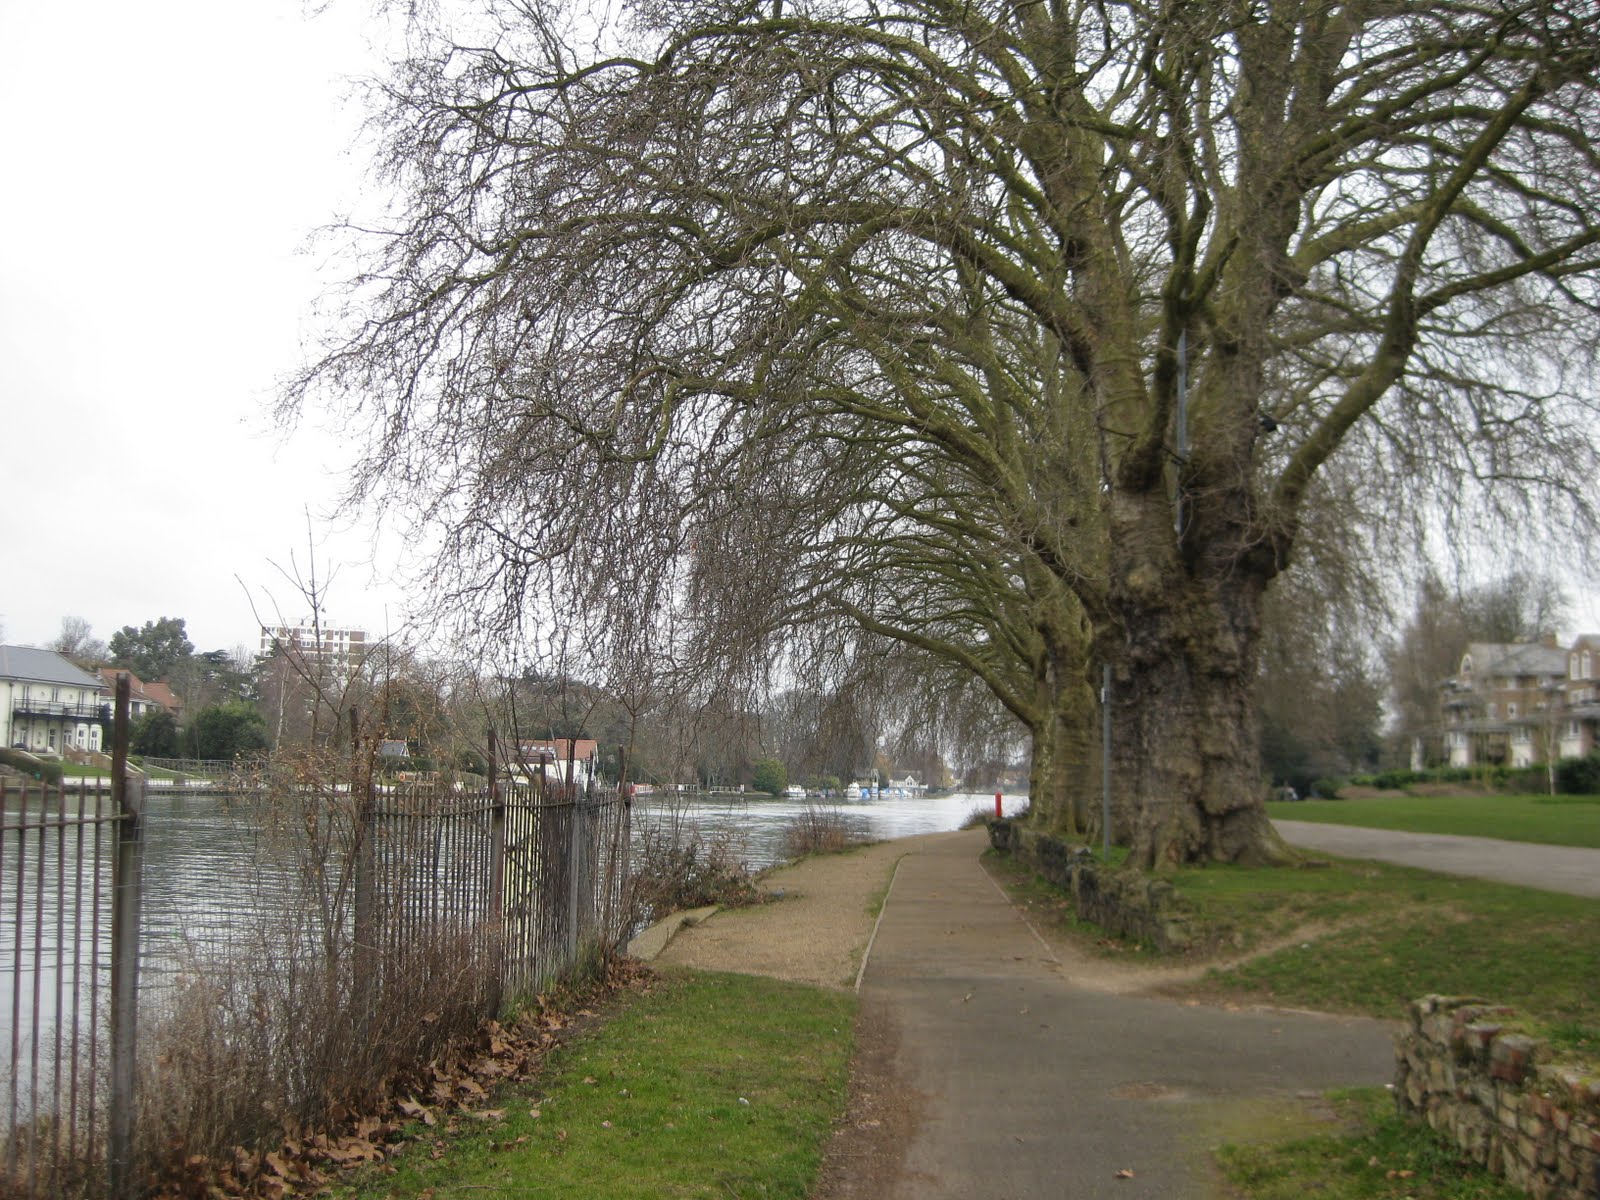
<box><xmin>784</xmin><ymin>784</ymin><xmax>807</xmax><ymax>799</ymax></box>
<box><xmin>844</xmin><ymin>781</ymin><xmax>862</xmax><ymax>800</ymax></box>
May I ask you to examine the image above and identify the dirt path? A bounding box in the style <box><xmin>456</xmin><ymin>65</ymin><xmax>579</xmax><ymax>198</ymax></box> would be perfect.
<box><xmin>653</xmin><ymin>831</ymin><xmax>1280</xmax><ymax>998</ymax></box>
<box><xmin>652</xmin><ymin>838</ymin><xmax>911</xmax><ymax>988</ymax></box>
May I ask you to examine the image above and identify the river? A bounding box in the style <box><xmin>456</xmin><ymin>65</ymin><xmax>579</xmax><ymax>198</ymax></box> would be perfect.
<box><xmin>633</xmin><ymin>788</ymin><xmax>1029</xmax><ymax>869</ymax></box>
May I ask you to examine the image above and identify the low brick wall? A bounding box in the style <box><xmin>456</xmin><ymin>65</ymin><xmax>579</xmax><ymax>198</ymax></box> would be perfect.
<box><xmin>986</xmin><ymin>821</ymin><xmax>1195</xmax><ymax>952</ymax></box>
<box><xmin>1396</xmin><ymin>995</ymin><xmax>1600</xmax><ymax>1199</ymax></box>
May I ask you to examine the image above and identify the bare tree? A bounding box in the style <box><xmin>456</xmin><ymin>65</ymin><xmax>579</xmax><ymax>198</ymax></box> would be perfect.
<box><xmin>289</xmin><ymin>0</ymin><xmax>1600</xmax><ymax>865</ymax></box>
<box><xmin>49</xmin><ymin>615</ymin><xmax>108</xmax><ymax>667</ymax></box>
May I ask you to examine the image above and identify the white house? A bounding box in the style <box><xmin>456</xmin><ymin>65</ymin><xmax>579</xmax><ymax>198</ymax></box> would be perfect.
<box><xmin>0</xmin><ymin>646</ymin><xmax>111</xmax><ymax>754</ymax></box>
<box><xmin>512</xmin><ymin>738</ymin><xmax>600</xmax><ymax>788</ymax></box>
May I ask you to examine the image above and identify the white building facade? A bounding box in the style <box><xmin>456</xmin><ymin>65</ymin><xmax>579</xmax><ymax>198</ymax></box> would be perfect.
<box><xmin>0</xmin><ymin>646</ymin><xmax>111</xmax><ymax>754</ymax></box>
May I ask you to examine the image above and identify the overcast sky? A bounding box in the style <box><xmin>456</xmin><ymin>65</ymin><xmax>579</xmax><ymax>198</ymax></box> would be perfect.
<box><xmin>2</xmin><ymin>0</ymin><xmax>1597</xmax><ymax>661</ymax></box>
<box><xmin>0</xmin><ymin>0</ymin><xmax>413</xmax><ymax>655</ymax></box>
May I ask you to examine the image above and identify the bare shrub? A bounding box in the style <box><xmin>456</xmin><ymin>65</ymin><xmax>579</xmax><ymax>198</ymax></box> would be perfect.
<box><xmin>783</xmin><ymin>802</ymin><xmax>859</xmax><ymax>859</ymax></box>
<box><xmin>959</xmin><ymin>804</ymin><xmax>996</xmax><ymax>830</ymax></box>
<box><xmin>624</xmin><ymin>825</ymin><xmax>763</xmax><ymax>931</ymax></box>
<box><xmin>138</xmin><ymin>928</ymin><xmax>496</xmax><ymax>1178</ymax></box>
<box><xmin>133</xmin><ymin>755</ymin><xmax>501</xmax><ymax>1184</ymax></box>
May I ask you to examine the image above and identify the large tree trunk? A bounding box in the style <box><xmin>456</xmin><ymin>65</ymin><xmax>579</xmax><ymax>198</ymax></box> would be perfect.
<box><xmin>1026</xmin><ymin>672</ymin><xmax>1096</xmax><ymax>837</ymax></box>
<box><xmin>1104</xmin><ymin>491</ymin><xmax>1294</xmax><ymax>868</ymax></box>
<box><xmin>1021</xmin><ymin>595</ymin><xmax>1098</xmax><ymax>837</ymax></box>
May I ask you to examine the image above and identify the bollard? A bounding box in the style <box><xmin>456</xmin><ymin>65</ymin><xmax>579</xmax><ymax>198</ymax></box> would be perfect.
<box><xmin>994</xmin><ymin>790</ymin><xmax>1002</xmax><ymax>819</ymax></box>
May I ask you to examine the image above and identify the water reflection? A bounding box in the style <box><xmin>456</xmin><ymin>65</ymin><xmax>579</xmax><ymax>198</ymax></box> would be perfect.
<box><xmin>634</xmin><ymin>789</ymin><xmax>1028</xmax><ymax>870</ymax></box>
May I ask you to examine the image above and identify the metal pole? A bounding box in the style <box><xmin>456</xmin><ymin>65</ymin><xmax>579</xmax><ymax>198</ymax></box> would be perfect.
<box><xmin>108</xmin><ymin>675</ymin><xmax>143</xmax><ymax>1200</ymax></box>
<box><xmin>486</xmin><ymin>729</ymin><xmax>505</xmax><ymax>1014</ymax></box>
<box><xmin>351</xmin><ymin>707</ymin><xmax>375</xmax><ymax>1018</ymax></box>
<box><xmin>1101</xmin><ymin>664</ymin><xmax>1112</xmax><ymax>863</ymax></box>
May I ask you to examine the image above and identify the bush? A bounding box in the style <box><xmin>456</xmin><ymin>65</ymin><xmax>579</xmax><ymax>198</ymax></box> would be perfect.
<box><xmin>0</xmin><ymin>747</ymin><xmax>63</xmax><ymax>783</ymax></box>
<box><xmin>1309</xmin><ymin>778</ymin><xmax>1344</xmax><ymax>799</ymax></box>
<box><xmin>783</xmin><ymin>802</ymin><xmax>858</xmax><ymax>857</ymax></box>
<box><xmin>1557</xmin><ymin>753</ymin><xmax>1600</xmax><ymax>796</ymax></box>
<box><xmin>131</xmin><ymin>708</ymin><xmax>180</xmax><ymax>757</ymax></box>
<box><xmin>188</xmin><ymin>702</ymin><xmax>270</xmax><ymax>760</ymax></box>
<box><xmin>750</xmin><ymin>757</ymin><xmax>787</xmax><ymax>796</ymax></box>
<box><xmin>626</xmin><ymin>827</ymin><xmax>763</xmax><ymax>928</ymax></box>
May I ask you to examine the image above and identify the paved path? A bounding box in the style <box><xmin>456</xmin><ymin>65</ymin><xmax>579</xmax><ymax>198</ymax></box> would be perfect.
<box><xmin>1274</xmin><ymin>820</ymin><xmax>1600</xmax><ymax>897</ymax></box>
<box><xmin>855</xmin><ymin>831</ymin><xmax>1393</xmax><ymax>1199</ymax></box>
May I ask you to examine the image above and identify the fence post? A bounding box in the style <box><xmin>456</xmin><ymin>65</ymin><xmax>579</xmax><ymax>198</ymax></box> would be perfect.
<box><xmin>107</xmin><ymin>675</ymin><xmax>143</xmax><ymax>1200</ymax></box>
<box><xmin>486</xmin><ymin>730</ymin><xmax>505</xmax><ymax>1015</ymax></box>
<box><xmin>611</xmin><ymin>746</ymin><xmax>631</xmax><ymax>950</ymax></box>
<box><xmin>350</xmin><ymin>708</ymin><xmax>376</xmax><ymax>1019</ymax></box>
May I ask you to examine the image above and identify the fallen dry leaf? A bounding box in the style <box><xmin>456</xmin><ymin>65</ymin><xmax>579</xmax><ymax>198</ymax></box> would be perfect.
<box><xmin>1115</xmin><ymin>1168</ymin><xmax>1136</xmax><ymax>1179</ymax></box>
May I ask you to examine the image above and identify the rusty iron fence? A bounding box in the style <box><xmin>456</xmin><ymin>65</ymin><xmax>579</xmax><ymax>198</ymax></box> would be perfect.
<box><xmin>1</xmin><ymin>683</ymin><xmax>632</xmax><ymax>1199</ymax></box>
<box><xmin>1</xmin><ymin>778</ymin><xmax>120</xmax><ymax>1198</ymax></box>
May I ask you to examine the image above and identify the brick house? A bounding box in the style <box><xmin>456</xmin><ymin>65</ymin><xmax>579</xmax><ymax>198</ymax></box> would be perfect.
<box><xmin>1429</xmin><ymin>635</ymin><xmax>1600</xmax><ymax>769</ymax></box>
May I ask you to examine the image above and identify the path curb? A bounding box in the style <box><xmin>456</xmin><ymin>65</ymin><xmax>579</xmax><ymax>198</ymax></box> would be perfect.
<box><xmin>626</xmin><ymin>905</ymin><xmax>720</xmax><ymax>961</ymax></box>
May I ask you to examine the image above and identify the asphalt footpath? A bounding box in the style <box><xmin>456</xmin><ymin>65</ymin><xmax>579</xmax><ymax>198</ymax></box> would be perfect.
<box><xmin>1273</xmin><ymin>820</ymin><xmax>1600</xmax><ymax>897</ymax></box>
<box><xmin>856</xmin><ymin>830</ymin><xmax>1394</xmax><ymax>1200</ymax></box>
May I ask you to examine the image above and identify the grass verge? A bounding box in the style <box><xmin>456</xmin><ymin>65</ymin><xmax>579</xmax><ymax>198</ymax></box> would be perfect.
<box><xmin>986</xmin><ymin>845</ymin><xmax>1600</xmax><ymax>1029</ymax></box>
<box><xmin>984</xmin><ymin>850</ymin><xmax>1160</xmax><ymax>963</ymax></box>
<box><xmin>1168</xmin><ymin>856</ymin><xmax>1600</xmax><ymax>1028</ymax></box>
<box><xmin>1267</xmin><ymin>792</ymin><xmax>1600</xmax><ymax>848</ymax></box>
<box><xmin>328</xmin><ymin>969</ymin><xmax>855</xmax><ymax>1199</ymax></box>
<box><xmin>1215</xmin><ymin>1088</ymin><xmax>1522</xmax><ymax>1199</ymax></box>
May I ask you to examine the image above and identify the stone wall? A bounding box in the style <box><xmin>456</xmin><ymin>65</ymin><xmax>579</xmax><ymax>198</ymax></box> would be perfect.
<box><xmin>1395</xmin><ymin>995</ymin><xmax>1600</xmax><ymax>1199</ymax></box>
<box><xmin>986</xmin><ymin>821</ymin><xmax>1195</xmax><ymax>953</ymax></box>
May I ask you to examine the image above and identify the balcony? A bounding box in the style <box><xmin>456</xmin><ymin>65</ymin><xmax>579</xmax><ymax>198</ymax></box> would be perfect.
<box><xmin>11</xmin><ymin>699</ymin><xmax>112</xmax><ymax>724</ymax></box>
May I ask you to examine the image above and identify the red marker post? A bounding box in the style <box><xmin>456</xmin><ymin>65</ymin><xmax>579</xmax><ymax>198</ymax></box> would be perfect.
<box><xmin>994</xmin><ymin>790</ymin><xmax>1003</xmax><ymax>819</ymax></box>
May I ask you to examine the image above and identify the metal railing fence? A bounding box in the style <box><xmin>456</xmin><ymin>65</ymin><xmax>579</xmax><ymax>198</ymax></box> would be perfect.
<box><xmin>1</xmin><ymin>692</ymin><xmax>632</xmax><ymax>1199</ymax></box>
<box><xmin>0</xmin><ymin>780</ymin><xmax>118</xmax><ymax>1198</ymax></box>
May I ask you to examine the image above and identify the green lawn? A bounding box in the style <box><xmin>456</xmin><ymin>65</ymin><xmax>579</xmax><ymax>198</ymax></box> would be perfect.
<box><xmin>1216</xmin><ymin>1088</ymin><xmax>1523</xmax><ymax>1200</ymax></box>
<box><xmin>990</xmin><ymin>845</ymin><xmax>1600</xmax><ymax>1029</ymax></box>
<box><xmin>329</xmin><ymin>970</ymin><xmax>855</xmax><ymax>1199</ymax></box>
<box><xmin>1167</xmin><ymin>856</ymin><xmax>1600</xmax><ymax>1030</ymax></box>
<box><xmin>1267</xmin><ymin>792</ymin><xmax>1600</xmax><ymax>848</ymax></box>
<box><xmin>57</xmin><ymin>761</ymin><xmax>109</xmax><ymax>778</ymax></box>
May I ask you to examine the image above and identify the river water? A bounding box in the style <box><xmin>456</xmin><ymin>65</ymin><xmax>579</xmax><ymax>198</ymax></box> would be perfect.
<box><xmin>633</xmin><ymin>788</ymin><xmax>1029</xmax><ymax>869</ymax></box>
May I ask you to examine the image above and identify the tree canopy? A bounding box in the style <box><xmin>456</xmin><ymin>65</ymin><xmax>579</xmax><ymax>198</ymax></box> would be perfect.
<box><xmin>189</xmin><ymin>702</ymin><xmax>270</xmax><ymax>761</ymax></box>
<box><xmin>109</xmin><ymin>617</ymin><xmax>194</xmax><ymax>683</ymax></box>
<box><xmin>293</xmin><ymin>0</ymin><xmax>1600</xmax><ymax>864</ymax></box>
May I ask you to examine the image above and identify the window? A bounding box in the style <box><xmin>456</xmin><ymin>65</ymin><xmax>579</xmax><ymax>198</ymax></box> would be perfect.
<box><xmin>1574</xmin><ymin>655</ymin><xmax>1582</xmax><ymax>680</ymax></box>
<box><xmin>1507</xmin><ymin>703</ymin><xmax>1519</xmax><ymax>718</ymax></box>
<box><xmin>1487</xmin><ymin>702</ymin><xmax>1498</xmax><ymax>719</ymax></box>
<box><xmin>1585</xmin><ymin>652</ymin><xmax>1594</xmax><ymax>678</ymax></box>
